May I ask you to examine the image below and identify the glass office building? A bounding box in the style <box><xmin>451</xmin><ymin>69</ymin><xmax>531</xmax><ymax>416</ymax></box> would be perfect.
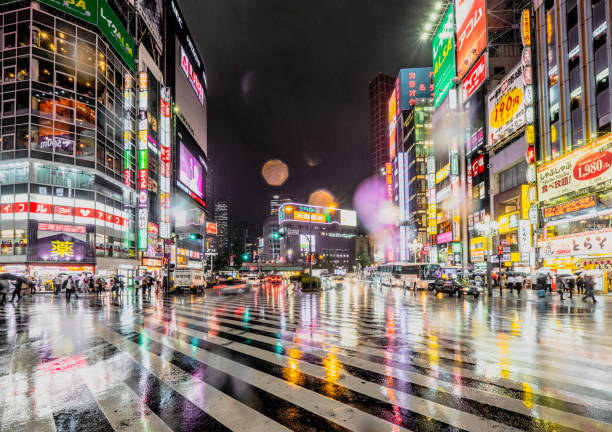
<box><xmin>0</xmin><ymin>2</ymin><xmax>137</xmax><ymax>281</ymax></box>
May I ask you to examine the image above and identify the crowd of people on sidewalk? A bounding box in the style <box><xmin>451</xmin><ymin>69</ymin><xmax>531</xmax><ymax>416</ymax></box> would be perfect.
<box><xmin>0</xmin><ymin>272</ymin><xmax>161</xmax><ymax>304</ymax></box>
<box><xmin>492</xmin><ymin>270</ymin><xmax>598</xmax><ymax>303</ymax></box>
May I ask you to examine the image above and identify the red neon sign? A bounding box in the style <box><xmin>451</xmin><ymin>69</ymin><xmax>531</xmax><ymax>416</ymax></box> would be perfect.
<box><xmin>462</xmin><ymin>54</ymin><xmax>486</xmax><ymax>101</ymax></box>
<box><xmin>38</xmin><ymin>223</ymin><xmax>86</xmax><ymax>233</ymax></box>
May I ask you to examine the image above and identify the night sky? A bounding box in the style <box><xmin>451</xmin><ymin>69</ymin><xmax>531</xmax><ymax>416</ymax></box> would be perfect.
<box><xmin>181</xmin><ymin>0</ymin><xmax>431</xmax><ymax>230</ymax></box>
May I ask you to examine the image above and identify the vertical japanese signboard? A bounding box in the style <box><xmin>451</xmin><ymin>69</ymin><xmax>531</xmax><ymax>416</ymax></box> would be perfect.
<box><xmin>123</xmin><ymin>74</ymin><xmax>134</xmax><ymax>187</ymax></box>
<box><xmin>137</xmin><ymin>72</ymin><xmax>148</xmax><ymax>250</ymax></box>
<box><xmin>159</xmin><ymin>87</ymin><xmax>172</xmax><ymax>239</ymax></box>
<box><xmin>399</xmin><ymin>67</ymin><xmax>434</xmax><ymax>108</ymax></box>
<box><xmin>388</xmin><ymin>84</ymin><xmax>398</xmax><ymax>160</ymax></box>
<box><xmin>455</xmin><ymin>0</ymin><xmax>487</xmax><ymax>80</ymax></box>
<box><xmin>432</xmin><ymin>4</ymin><xmax>456</xmax><ymax>108</ymax></box>
<box><xmin>385</xmin><ymin>162</ymin><xmax>393</xmax><ymax>199</ymax></box>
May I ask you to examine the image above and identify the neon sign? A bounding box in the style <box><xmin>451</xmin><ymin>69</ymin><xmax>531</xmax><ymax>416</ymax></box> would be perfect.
<box><xmin>138</xmin><ymin>72</ymin><xmax>148</xmax><ymax>250</ymax></box>
<box><xmin>181</xmin><ymin>45</ymin><xmax>204</xmax><ymax>105</ymax></box>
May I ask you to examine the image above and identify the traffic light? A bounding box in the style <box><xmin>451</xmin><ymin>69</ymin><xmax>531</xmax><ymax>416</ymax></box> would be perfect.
<box><xmin>272</xmin><ymin>232</ymin><xmax>280</xmax><ymax>239</ymax></box>
<box><xmin>189</xmin><ymin>233</ymin><xmax>203</xmax><ymax>240</ymax></box>
<box><xmin>242</xmin><ymin>253</ymin><xmax>249</xmax><ymax>261</ymax></box>
<box><xmin>497</xmin><ymin>245</ymin><xmax>503</xmax><ymax>256</ymax></box>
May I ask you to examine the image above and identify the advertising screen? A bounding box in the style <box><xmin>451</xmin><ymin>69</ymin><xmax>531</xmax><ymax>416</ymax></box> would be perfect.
<box><xmin>486</xmin><ymin>62</ymin><xmax>528</xmax><ymax>148</ymax></box>
<box><xmin>537</xmin><ymin>132</ymin><xmax>612</xmax><ymax>201</ymax></box>
<box><xmin>432</xmin><ymin>4</ymin><xmax>456</xmax><ymax>108</ymax></box>
<box><xmin>455</xmin><ymin>0</ymin><xmax>487</xmax><ymax>80</ymax></box>
<box><xmin>399</xmin><ymin>67</ymin><xmax>434</xmax><ymax>109</ymax></box>
<box><xmin>179</xmin><ymin>142</ymin><xmax>204</xmax><ymax>198</ymax></box>
<box><xmin>176</xmin><ymin>119</ymin><xmax>207</xmax><ymax>206</ymax></box>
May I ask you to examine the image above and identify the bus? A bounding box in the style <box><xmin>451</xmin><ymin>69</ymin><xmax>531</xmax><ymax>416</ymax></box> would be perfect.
<box><xmin>375</xmin><ymin>263</ymin><xmax>440</xmax><ymax>290</ymax></box>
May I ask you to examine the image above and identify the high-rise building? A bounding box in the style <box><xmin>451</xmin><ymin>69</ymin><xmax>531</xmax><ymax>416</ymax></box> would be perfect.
<box><xmin>214</xmin><ymin>201</ymin><xmax>229</xmax><ymax>256</ymax></box>
<box><xmin>387</xmin><ymin>68</ymin><xmax>434</xmax><ymax>262</ymax></box>
<box><xmin>532</xmin><ymin>0</ymin><xmax>612</xmax><ymax>274</ymax></box>
<box><xmin>270</xmin><ymin>193</ymin><xmax>292</xmax><ymax>216</ymax></box>
<box><xmin>262</xmin><ymin>215</ymin><xmax>280</xmax><ymax>262</ymax></box>
<box><xmin>369</xmin><ymin>73</ymin><xmax>395</xmax><ymax>177</ymax></box>
<box><xmin>0</xmin><ymin>1</ymin><xmax>145</xmax><ymax>283</ymax></box>
<box><xmin>0</xmin><ymin>0</ymin><xmax>210</xmax><ymax>285</ymax></box>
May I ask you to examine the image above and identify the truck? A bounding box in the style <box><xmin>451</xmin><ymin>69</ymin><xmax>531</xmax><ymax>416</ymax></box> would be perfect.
<box><xmin>172</xmin><ymin>269</ymin><xmax>206</xmax><ymax>293</ymax></box>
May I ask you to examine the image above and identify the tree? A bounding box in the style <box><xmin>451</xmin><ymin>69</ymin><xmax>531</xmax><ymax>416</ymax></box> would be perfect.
<box><xmin>357</xmin><ymin>246</ymin><xmax>371</xmax><ymax>269</ymax></box>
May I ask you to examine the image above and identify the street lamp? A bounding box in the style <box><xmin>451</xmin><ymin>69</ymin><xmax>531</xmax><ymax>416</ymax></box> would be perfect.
<box><xmin>475</xmin><ymin>220</ymin><xmax>499</xmax><ymax>295</ymax></box>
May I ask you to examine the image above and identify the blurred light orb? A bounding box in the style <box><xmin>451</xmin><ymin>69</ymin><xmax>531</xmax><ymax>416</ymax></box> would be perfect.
<box><xmin>308</xmin><ymin>189</ymin><xmax>336</xmax><ymax>207</ymax></box>
<box><xmin>261</xmin><ymin>159</ymin><xmax>289</xmax><ymax>186</ymax></box>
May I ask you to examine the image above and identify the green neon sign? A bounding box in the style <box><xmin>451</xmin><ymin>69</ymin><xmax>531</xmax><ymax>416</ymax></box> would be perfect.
<box><xmin>432</xmin><ymin>4</ymin><xmax>456</xmax><ymax>108</ymax></box>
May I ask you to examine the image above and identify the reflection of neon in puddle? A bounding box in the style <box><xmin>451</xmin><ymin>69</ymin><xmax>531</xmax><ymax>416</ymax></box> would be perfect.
<box><xmin>37</xmin><ymin>354</ymin><xmax>87</xmax><ymax>376</ymax></box>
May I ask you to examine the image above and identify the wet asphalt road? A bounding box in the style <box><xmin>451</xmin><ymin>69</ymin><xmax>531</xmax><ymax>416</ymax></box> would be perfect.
<box><xmin>0</xmin><ymin>279</ymin><xmax>611</xmax><ymax>432</ymax></box>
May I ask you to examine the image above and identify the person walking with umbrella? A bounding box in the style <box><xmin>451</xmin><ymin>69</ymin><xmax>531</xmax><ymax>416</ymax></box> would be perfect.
<box><xmin>515</xmin><ymin>272</ymin><xmax>524</xmax><ymax>296</ymax></box>
<box><xmin>10</xmin><ymin>276</ymin><xmax>26</xmax><ymax>302</ymax></box>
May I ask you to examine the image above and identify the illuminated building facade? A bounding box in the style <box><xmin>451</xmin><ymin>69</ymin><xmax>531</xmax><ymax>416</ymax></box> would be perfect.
<box><xmin>369</xmin><ymin>73</ymin><xmax>395</xmax><ymax>177</ymax></box>
<box><xmin>0</xmin><ymin>0</ymin><xmax>209</xmax><ymax>283</ymax></box>
<box><xmin>278</xmin><ymin>203</ymin><xmax>358</xmax><ymax>269</ymax></box>
<box><xmin>533</xmin><ymin>0</ymin><xmax>612</xmax><ymax>287</ymax></box>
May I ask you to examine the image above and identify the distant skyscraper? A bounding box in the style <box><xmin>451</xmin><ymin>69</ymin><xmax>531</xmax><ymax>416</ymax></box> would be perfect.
<box><xmin>214</xmin><ymin>201</ymin><xmax>229</xmax><ymax>256</ymax></box>
<box><xmin>270</xmin><ymin>193</ymin><xmax>292</xmax><ymax>216</ymax></box>
<box><xmin>369</xmin><ymin>73</ymin><xmax>396</xmax><ymax>177</ymax></box>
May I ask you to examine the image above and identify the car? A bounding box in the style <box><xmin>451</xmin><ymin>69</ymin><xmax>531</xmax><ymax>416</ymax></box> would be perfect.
<box><xmin>245</xmin><ymin>273</ymin><xmax>260</xmax><ymax>285</ymax></box>
<box><xmin>428</xmin><ymin>277</ymin><xmax>482</xmax><ymax>298</ymax></box>
<box><xmin>265</xmin><ymin>274</ymin><xmax>282</xmax><ymax>284</ymax></box>
<box><xmin>213</xmin><ymin>278</ymin><xmax>249</xmax><ymax>295</ymax></box>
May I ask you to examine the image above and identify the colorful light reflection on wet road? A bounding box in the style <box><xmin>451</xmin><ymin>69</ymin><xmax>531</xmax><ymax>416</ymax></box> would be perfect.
<box><xmin>1</xmin><ymin>280</ymin><xmax>611</xmax><ymax>431</ymax></box>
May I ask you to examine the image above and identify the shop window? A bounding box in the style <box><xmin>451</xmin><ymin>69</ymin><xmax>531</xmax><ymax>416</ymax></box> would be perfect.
<box><xmin>597</xmin><ymin>89</ymin><xmax>610</xmax><ymax>129</ymax></box>
<box><xmin>56</xmin><ymin>19</ymin><xmax>75</xmax><ymax>37</ymax></box>
<box><xmin>14</xmin><ymin>230</ymin><xmax>26</xmax><ymax>255</ymax></box>
<box><xmin>32</xmin><ymin>26</ymin><xmax>55</xmax><ymax>52</ymax></box>
<box><xmin>32</xmin><ymin>57</ymin><xmax>54</xmax><ymax>84</ymax></box>
<box><xmin>1</xmin><ymin>230</ymin><xmax>14</xmax><ymax>256</ymax></box>
<box><xmin>76</xmin><ymin>102</ymin><xmax>95</xmax><ymax>128</ymax></box>
<box><xmin>2</xmin><ymin>135</ymin><xmax>15</xmax><ymax>151</ymax></box>
<box><xmin>3</xmin><ymin>65</ymin><xmax>16</xmax><ymax>83</ymax></box>
<box><xmin>56</xmin><ymin>72</ymin><xmax>74</xmax><ymax>91</ymax></box>
<box><xmin>16</xmin><ymin>56</ymin><xmax>29</xmax><ymax>81</ymax></box>
<box><xmin>17</xmin><ymin>22</ymin><xmax>29</xmax><ymax>47</ymax></box>
<box><xmin>76</xmin><ymin>71</ymin><xmax>95</xmax><ymax>98</ymax></box>
<box><xmin>15</xmin><ymin>125</ymin><xmax>28</xmax><ymax>150</ymax></box>
<box><xmin>55</xmin><ymin>37</ymin><xmax>75</xmax><ymax>59</ymax></box>
<box><xmin>16</xmin><ymin>90</ymin><xmax>28</xmax><ymax>116</ymax></box>
<box><xmin>3</xmin><ymin>99</ymin><xmax>14</xmax><ymax>116</ymax></box>
<box><xmin>3</xmin><ymin>33</ymin><xmax>16</xmax><ymax>49</ymax></box>
<box><xmin>76</xmin><ymin>132</ymin><xmax>95</xmax><ymax>160</ymax></box>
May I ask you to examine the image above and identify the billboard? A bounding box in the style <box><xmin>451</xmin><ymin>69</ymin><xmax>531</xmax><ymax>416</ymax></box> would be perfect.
<box><xmin>40</xmin><ymin>0</ymin><xmax>135</xmax><ymax>70</ymax></box>
<box><xmin>279</xmin><ymin>203</ymin><xmax>356</xmax><ymax>227</ymax></box>
<box><xmin>537</xmin><ymin>132</ymin><xmax>612</xmax><ymax>201</ymax></box>
<box><xmin>33</xmin><ymin>223</ymin><xmax>94</xmax><ymax>263</ymax></box>
<box><xmin>432</xmin><ymin>4</ymin><xmax>456</xmax><ymax>108</ymax></box>
<box><xmin>179</xmin><ymin>142</ymin><xmax>204</xmax><ymax>199</ymax></box>
<box><xmin>175</xmin><ymin>38</ymin><xmax>207</xmax><ymax>153</ymax></box>
<box><xmin>455</xmin><ymin>0</ymin><xmax>487</xmax><ymax>80</ymax></box>
<box><xmin>398</xmin><ymin>67</ymin><xmax>434</xmax><ymax>109</ymax></box>
<box><xmin>176</xmin><ymin>119</ymin><xmax>207</xmax><ymax>207</ymax></box>
<box><xmin>486</xmin><ymin>62</ymin><xmax>529</xmax><ymax>148</ymax></box>
<box><xmin>462</xmin><ymin>53</ymin><xmax>486</xmax><ymax>102</ymax></box>
<box><xmin>388</xmin><ymin>86</ymin><xmax>398</xmax><ymax>159</ymax></box>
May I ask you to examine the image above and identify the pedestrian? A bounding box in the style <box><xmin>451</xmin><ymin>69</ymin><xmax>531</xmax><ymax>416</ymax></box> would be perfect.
<box><xmin>10</xmin><ymin>278</ymin><xmax>24</xmax><ymax>302</ymax></box>
<box><xmin>499</xmin><ymin>272</ymin><xmax>505</xmax><ymax>296</ymax></box>
<box><xmin>88</xmin><ymin>277</ymin><xmax>94</xmax><ymax>293</ymax></box>
<box><xmin>578</xmin><ymin>274</ymin><xmax>585</xmax><ymax>294</ymax></box>
<box><xmin>546</xmin><ymin>274</ymin><xmax>552</xmax><ymax>294</ymax></box>
<box><xmin>0</xmin><ymin>279</ymin><xmax>9</xmax><ymax>304</ymax></box>
<box><xmin>63</xmin><ymin>276</ymin><xmax>77</xmax><ymax>300</ymax></box>
<box><xmin>507</xmin><ymin>273</ymin><xmax>516</xmax><ymax>295</ymax></box>
<box><xmin>53</xmin><ymin>275</ymin><xmax>62</xmax><ymax>295</ymax></box>
<box><xmin>582</xmin><ymin>275</ymin><xmax>597</xmax><ymax>303</ymax></box>
<box><xmin>515</xmin><ymin>273</ymin><xmax>524</xmax><ymax>296</ymax></box>
<box><xmin>558</xmin><ymin>277</ymin><xmax>566</xmax><ymax>300</ymax></box>
<box><xmin>567</xmin><ymin>276</ymin><xmax>574</xmax><ymax>299</ymax></box>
